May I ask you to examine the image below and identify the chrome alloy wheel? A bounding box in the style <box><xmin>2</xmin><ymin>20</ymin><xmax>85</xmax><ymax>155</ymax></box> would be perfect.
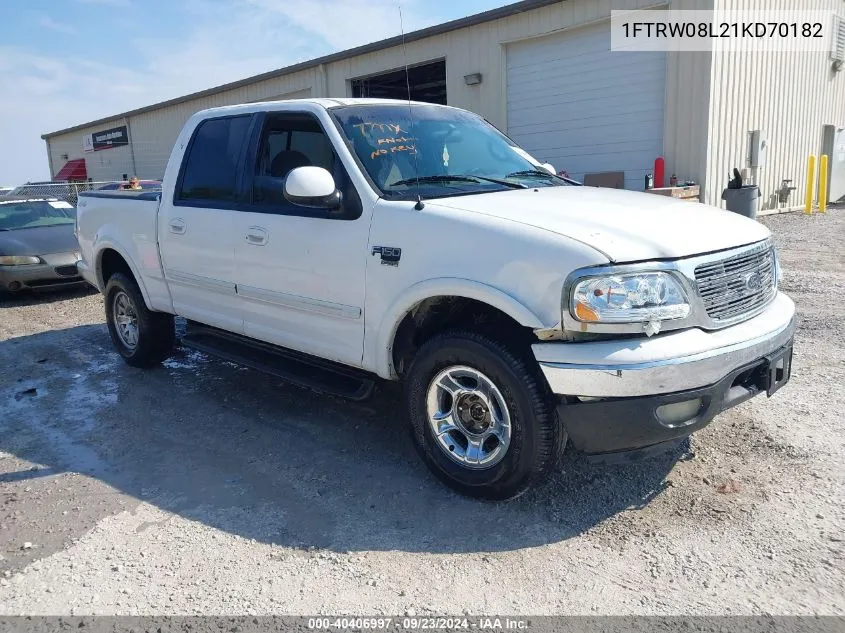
<box><xmin>425</xmin><ymin>365</ymin><xmax>512</xmax><ymax>469</ymax></box>
<box><xmin>112</xmin><ymin>290</ymin><xmax>139</xmax><ymax>350</ymax></box>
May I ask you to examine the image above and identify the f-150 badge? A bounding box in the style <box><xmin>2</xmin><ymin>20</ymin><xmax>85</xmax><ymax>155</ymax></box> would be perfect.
<box><xmin>372</xmin><ymin>246</ymin><xmax>402</xmax><ymax>266</ymax></box>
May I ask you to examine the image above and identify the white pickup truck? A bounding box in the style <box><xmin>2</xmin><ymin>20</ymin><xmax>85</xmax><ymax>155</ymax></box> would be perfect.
<box><xmin>75</xmin><ymin>98</ymin><xmax>795</xmax><ymax>500</ymax></box>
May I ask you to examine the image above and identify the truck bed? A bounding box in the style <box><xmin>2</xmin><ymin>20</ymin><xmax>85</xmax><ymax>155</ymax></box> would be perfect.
<box><xmin>75</xmin><ymin>191</ymin><xmax>171</xmax><ymax>311</ymax></box>
<box><xmin>77</xmin><ymin>190</ymin><xmax>162</xmax><ymax>202</ymax></box>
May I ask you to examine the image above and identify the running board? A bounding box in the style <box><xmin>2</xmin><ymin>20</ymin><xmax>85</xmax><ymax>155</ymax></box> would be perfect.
<box><xmin>180</xmin><ymin>322</ymin><xmax>376</xmax><ymax>401</ymax></box>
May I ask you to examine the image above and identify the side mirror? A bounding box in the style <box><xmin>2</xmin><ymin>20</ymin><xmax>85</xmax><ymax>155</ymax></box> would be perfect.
<box><xmin>540</xmin><ymin>162</ymin><xmax>556</xmax><ymax>175</ymax></box>
<box><xmin>284</xmin><ymin>166</ymin><xmax>342</xmax><ymax>210</ymax></box>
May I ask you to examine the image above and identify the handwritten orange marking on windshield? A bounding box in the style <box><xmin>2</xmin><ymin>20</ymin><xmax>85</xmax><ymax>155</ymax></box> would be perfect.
<box><xmin>377</xmin><ymin>137</ymin><xmax>414</xmax><ymax>145</ymax></box>
<box><xmin>354</xmin><ymin>122</ymin><xmax>408</xmax><ymax>136</ymax></box>
<box><xmin>370</xmin><ymin>144</ymin><xmax>416</xmax><ymax>160</ymax></box>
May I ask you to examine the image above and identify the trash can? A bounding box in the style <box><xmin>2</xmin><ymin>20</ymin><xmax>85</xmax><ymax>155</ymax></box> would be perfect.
<box><xmin>721</xmin><ymin>185</ymin><xmax>760</xmax><ymax>219</ymax></box>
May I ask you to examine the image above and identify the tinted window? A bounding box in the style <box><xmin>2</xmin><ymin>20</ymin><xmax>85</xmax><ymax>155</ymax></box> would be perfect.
<box><xmin>178</xmin><ymin>116</ymin><xmax>251</xmax><ymax>202</ymax></box>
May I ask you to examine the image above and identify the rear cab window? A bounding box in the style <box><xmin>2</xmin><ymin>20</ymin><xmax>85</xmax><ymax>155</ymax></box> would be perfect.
<box><xmin>176</xmin><ymin>115</ymin><xmax>252</xmax><ymax>204</ymax></box>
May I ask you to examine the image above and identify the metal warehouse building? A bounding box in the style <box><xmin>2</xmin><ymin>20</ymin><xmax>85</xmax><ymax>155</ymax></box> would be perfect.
<box><xmin>42</xmin><ymin>0</ymin><xmax>845</xmax><ymax>210</ymax></box>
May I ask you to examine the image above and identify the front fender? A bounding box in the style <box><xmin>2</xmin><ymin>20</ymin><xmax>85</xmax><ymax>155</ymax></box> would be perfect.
<box><xmin>369</xmin><ymin>277</ymin><xmax>546</xmax><ymax>379</ymax></box>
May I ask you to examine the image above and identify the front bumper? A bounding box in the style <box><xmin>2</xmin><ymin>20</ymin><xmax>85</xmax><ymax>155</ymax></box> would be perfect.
<box><xmin>0</xmin><ymin>252</ymin><xmax>85</xmax><ymax>292</ymax></box>
<box><xmin>533</xmin><ymin>292</ymin><xmax>796</xmax><ymax>455</ymax></box>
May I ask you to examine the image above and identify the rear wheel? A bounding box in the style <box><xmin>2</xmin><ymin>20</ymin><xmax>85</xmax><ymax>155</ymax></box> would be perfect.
<box><xmin>404</xmin><ymin>330</ymin><xmax>564</xmax><ymax>500</ymax></box>
<box><xmin>104</xmin><ymin>273</ymin><xmax>174</xmax><ymax>367</ymax></box>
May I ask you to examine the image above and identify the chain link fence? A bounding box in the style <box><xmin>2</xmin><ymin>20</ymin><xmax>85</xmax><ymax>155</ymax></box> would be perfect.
<box><xmin>4</xmin><ymin>180</ymin><xmax>160</xmax><ymax>206</ymax></box>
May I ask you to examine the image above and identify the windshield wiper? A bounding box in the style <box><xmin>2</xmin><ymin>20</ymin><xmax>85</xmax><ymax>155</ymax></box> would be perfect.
<box><xmin>506</xmin><ymin>169</ymin><xmax>558</xmax><ymax>179</ymax></box>
<box><xmin>389</xmin><ymin>174</ymin><xmax>525</xmax><ymax>189</ymax></box>
<box><xmin>389</xmin><ymin>175</ymin><xmax>481</xmax><ymax>187</ymax></box>
<box><xmin>470</xmin><ymin>175</ymin><xmax>527</xmax><ymax>189</ymax></box>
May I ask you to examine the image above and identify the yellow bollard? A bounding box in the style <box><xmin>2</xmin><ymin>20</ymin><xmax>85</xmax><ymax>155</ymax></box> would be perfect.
<box><xmin>805</xmin><ymin>155</ymin><xmax>816</xmax><ymax>214</ymax></box>
<box><xmin>819</xmin><ymin>154</ymin><xmax>829</xmax><ymax>213</ymax></box>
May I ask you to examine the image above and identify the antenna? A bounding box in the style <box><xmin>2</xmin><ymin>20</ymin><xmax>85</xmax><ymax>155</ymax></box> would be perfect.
<box><xmin>399</xmin><ymin>5</ymin><xmax>424</xmax><ymax>210</ymax></box>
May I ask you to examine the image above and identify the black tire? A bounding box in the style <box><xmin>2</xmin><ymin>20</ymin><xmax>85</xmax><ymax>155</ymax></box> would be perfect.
<box><xmin>404</xmin><ymin>329</ymin><xmax>565</xmax><ymax>501</ymax></box>
<box><xmin>104</xmin><ymin>272</ymin><xmax>174</xmax><ymax>368</ymax></box>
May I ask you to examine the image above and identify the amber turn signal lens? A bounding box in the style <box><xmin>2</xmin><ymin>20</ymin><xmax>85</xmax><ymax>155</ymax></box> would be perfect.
<box><xmin>574</xmin><ymin>302</ymin><xmax>599</xmax><ymax>322</ymax></box>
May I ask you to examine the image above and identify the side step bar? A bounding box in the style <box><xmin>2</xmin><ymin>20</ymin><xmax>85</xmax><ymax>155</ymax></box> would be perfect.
<box><xmin>180</xmin><ymin>322</ymin><xmax>376</xmax><ymax>401</ymax></box>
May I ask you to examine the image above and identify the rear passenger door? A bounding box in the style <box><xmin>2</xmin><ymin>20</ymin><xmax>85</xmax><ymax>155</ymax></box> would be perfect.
<box><xmin>158</xmin><ymin>114</ymin><xmax>253</xmax><ymax>334</ymax></box>
<box><xmin>232</xmin><ymin>110</ymin><xmax>371</xmax><ymax>367</ymax></box>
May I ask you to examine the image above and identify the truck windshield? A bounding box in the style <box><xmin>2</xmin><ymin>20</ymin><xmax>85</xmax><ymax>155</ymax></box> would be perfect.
<box><xmin>331</xmin><ymin>104</ymin><xmax>572</xmax><ymax>200</ymax></box>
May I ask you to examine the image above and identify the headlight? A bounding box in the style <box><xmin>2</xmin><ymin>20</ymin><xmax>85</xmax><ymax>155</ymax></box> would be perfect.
<box><xmin>0</xmin><ymin>255</ymin><xmax>41</xmax><ymax>266</ymax></box>
<box><xmin>570</xmin><ymin>272</ymin><xmax>690</xmax><ymax>323</ymax></box>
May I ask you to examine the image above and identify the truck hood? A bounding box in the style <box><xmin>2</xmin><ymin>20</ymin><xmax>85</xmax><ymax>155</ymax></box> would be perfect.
<box><xmin>433</xmin><ymin>186</ymin><xmax>771</xmax><ymax>263</ymax></box>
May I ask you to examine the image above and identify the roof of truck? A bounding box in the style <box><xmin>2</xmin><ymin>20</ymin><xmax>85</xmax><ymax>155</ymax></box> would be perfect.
<box><xmin>191</xmin><ymin>97</ymin><xmax>452</xmax><ymax>119</ymax></box>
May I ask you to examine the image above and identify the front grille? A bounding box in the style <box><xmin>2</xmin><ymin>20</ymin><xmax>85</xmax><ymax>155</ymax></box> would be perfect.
<box><xmin>694</xmin><ymin>241</ymin><xmax>776</xmax><ymax>322</ymax></box>
<box><xmin>55</xmin><ymin>265</ymin><xmax>79</xmax><ymax>277</ymax></box>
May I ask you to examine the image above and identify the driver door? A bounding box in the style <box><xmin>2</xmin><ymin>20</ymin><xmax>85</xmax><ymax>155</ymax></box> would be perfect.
<box><xmin>232</xmin><ymin>110</ymin><xmax>372</xmax><ymax>367</ymax></box>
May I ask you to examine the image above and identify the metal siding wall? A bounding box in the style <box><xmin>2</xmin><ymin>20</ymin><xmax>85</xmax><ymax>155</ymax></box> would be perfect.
<box><xmin>44</xmin><ymin>70</ymin><xmax>318</xmax><ymax>183</ymax></box>
<box><xmin>663</xmin><ymin>0</ymin><xmax>715</xmax><ymax>199</ymax></box>
<box><xmin>706</xmin><ymin>0</ymin><xmax>845</xmax><ymax>208</ymax></box>
<box><xmin>42</xmin><ymin>0</ymin><xmax>718</xmax><ymax>184</ymax></box>
<box><xmin>45</xmin><ymin>118</ymin><xmax>131</xmax><ymax>182</ymax></box>
<box><xmin>324</xmin><ymin>0</ymin><xmax>668</xmax><ymax>132</ymax></box>
<box><xmin>128</xmin><ymin>70</ymin><xmax>317</xmax><ymax>180</ymax></box>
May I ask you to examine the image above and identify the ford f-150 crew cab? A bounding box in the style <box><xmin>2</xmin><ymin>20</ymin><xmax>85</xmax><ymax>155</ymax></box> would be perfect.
<box><xmin>75</xmin><ymin>98</ymin><xmax>795</xmax><ymax>500</ymax></box>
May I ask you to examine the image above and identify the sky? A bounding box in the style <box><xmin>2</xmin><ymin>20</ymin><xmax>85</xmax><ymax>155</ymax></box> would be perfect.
<box><xmin>0</xmin><ymin>0</ymin><xmax>510</xmax><ymax>185</ymax></box>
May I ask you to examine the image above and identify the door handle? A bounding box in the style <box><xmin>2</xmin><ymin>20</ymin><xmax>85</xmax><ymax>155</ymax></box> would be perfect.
<box><xmin>169</xmin><ymin>218</ymin><xmax>186</xmax><ymax>235</ymax></box>
<box><xmin>245</xmin><ymin>226</ymin><xmax>268</xmax><ymax>246</ymax></box>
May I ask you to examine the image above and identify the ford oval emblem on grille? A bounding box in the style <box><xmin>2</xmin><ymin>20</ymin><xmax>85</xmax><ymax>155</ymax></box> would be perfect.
<box><xmin>744</xmin><ymin>271</ymin><xmax>764</xmax><ymax>292</ymax></box>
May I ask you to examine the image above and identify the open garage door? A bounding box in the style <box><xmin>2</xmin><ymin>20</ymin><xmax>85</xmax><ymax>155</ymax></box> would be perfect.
<box><xmin>352</xmin><ymin>60</ymin><xmax>446</xmax><ymax>104</ymax></box>
<box><xmin>506</xmin><ymin>21</ymin><xmax>666</xmax><ymax>190</ymax></box>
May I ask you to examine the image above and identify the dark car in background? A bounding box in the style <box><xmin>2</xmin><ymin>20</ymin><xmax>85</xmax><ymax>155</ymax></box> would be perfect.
<box><xmin>0</xmin><ymin>197</ymin><xmax>84</xmax><ymax>293</ymax></box>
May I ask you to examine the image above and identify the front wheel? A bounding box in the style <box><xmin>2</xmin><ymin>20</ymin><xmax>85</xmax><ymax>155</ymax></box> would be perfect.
<box><xmin>104</xmin><ymin>273</ymin><xmax>175</xmax><ymax>368</ymax></box>
<box><xmin>404</xmin><ymin>330</ymin><xmax>564</xmax><ymax>500</ymax></box>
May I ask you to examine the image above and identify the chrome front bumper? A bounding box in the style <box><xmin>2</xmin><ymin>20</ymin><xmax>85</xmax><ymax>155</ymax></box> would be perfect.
<box><xmin>533</xmin><ymin>292</ymin><xmax>796</xmax><ymax>398</ymax></box>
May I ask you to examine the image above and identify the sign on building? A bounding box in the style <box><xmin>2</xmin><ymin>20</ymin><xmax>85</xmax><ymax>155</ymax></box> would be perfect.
<box><xmin>82</xmin><ymin>125</ymin><xmax>129</xmax><ymax>152</ymax></box>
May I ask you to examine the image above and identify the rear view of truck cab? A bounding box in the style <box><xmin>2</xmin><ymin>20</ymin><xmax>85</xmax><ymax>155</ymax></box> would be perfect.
<box><xmin>74</xmin><ymin>98</ymin><xmax>795</xmax><ymax>501</ymax></box>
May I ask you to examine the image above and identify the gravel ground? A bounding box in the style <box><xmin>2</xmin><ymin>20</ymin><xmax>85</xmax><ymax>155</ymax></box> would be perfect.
<box><xmin>0</xmin><ymin>210</ymin><xmax>843</xmax><ymax>616</ymax></box>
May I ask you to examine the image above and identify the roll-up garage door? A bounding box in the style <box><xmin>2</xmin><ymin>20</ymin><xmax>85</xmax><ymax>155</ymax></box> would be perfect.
<box><xmin>507</xmin><ymin>20</ymin><xmax>666</xmax><ymax>190</ymax></box>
